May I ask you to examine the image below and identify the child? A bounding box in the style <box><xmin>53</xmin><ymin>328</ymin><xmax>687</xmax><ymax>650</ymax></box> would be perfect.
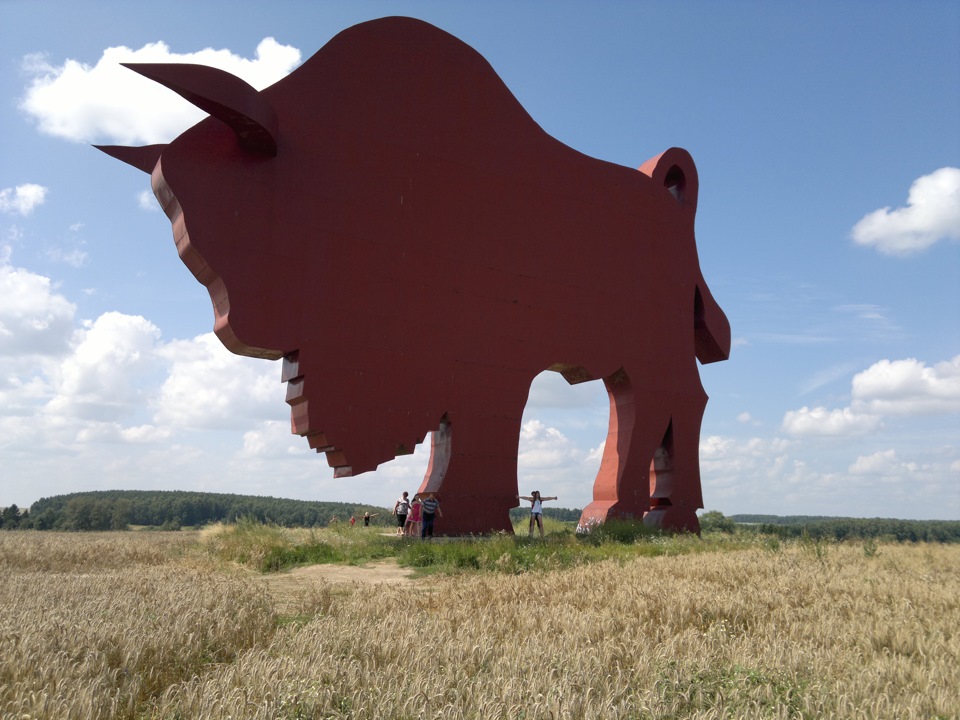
<box><xmin>404</xmin><ymin>494</ymin><xmax>423</xmax><ymax>537</ymax></box>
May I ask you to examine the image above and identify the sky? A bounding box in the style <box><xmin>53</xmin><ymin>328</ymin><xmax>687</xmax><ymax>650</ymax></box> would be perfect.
<box><xmin>1</xmin><ymin>1</ymin><xmax>958</xmax><ymax>520</ymax></box>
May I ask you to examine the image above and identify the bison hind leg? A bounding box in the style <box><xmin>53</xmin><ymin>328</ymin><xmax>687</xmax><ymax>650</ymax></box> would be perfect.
<box><xmin>578</xmin><ymin>367</ymin><xmax>706</xmax><ymax>534</ymax></box>
<box><xmin>643</xmin><ymin>420</ymin><xmax>702</xmax><ymax>533</ymax></box>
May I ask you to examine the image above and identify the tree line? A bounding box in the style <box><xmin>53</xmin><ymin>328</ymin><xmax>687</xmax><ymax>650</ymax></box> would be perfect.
<box><xmin>3</xmin><ymin>494</ymin><xmax>956</xmax><ymax>541</ymax></box>
<box><xmin>1</xmin><ymin>490</ymin><xmax>392</xmax><ymax>531</ymax></box>
<box><xmin>729</xmin><ymin>513</ymin><xmax>960</xmax><ymax>542</ymax></box>
<box><xmin>509</xmin><ymin>506</ymin><xmax>583</xmax><ymax>523</ymax></box>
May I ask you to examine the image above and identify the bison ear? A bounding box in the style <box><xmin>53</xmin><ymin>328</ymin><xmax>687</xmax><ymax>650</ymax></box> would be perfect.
<box><xmin>638</xmin><ymin>147</ymin><xmax>699</xmax><ymax>213</ymax></box>
<box><xmin>122</xmin><ymin>63</ymin><xmax>278</xmax><ymax>156</ymax></box>
<box><xmin>94</xmin><ymin>143</ymin><xmax>166</xmax><ymax>174</ymax></box>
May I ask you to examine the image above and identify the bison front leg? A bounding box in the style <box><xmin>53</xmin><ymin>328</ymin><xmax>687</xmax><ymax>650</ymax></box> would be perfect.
<box><xmin>416</xmin><ymin>408</ymin><xmax>522</xmax><ymax>535</ymax></box>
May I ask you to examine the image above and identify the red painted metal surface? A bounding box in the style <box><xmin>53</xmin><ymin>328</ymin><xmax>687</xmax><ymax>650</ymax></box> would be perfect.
<box><xmin>98</xmin><ymin>17</ymin><xmax>730</xmax><ymax>535</ymax></box>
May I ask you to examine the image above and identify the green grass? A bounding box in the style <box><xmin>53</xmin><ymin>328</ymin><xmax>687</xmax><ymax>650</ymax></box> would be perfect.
<box><xmin>200</xmin><ymin>516</ymin><xmax>775</xmax><ymax>576</ymax></box>
<box><xmin>201</xmin><ymin>518</ymin><xmax>404</xmax><ymax>572</ymax></box>
<box><xmin>654</xmin><ymin>662</ymin><xmax>811</xmax><ymax>717</ymax></box>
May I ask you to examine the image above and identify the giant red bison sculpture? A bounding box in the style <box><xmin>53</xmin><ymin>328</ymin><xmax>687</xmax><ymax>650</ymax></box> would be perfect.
<box><xmin>99</xmin><ymin>16</ymin><xmax>730</xmax><ymax>535</ymax></box>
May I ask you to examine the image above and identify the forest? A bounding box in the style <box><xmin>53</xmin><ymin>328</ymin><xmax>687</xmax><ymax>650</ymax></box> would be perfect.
<box><xmin>0</xmin><ymin>491</ymin><xmax>957</xmax><ymax>540</ymax></box>
<box><xmin>0</xmin><ymin>490</ymin><xmax>582</xmax><ymax>532</ymax></box>
<box><xmin>1</xmin><ymin>490</ymin><xmax>387</xmax><ymax>531</ymax></box>
<box><xmin>731</xmin><ymin>514</ymin><xmax>960</xmax><ymax>542</ymax></box>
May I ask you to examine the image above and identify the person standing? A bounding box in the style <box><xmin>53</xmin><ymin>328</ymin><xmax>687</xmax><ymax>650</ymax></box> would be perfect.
<box><xmin>393</xmin><ymin>491</ymin><xmax>411</xmax><ymax>535</ymax></box>
<box><xmin>420</xmin><ymin>493</ymin><xmax>442</xmax><ymax>539</ymax></box>
<box><xmin>517</xmin><ymin>490</ymin><xmax>557</xmax><ymax>538</ymax></box>
<box><xmin>362</xmin><ymin>511</ymin><xmax>379</xmax><ymax>527</ymax></box>
<box><xmin>404</xmin><ymin>494</ymin><xmax>423</xmax><ymax>537</ymax></box>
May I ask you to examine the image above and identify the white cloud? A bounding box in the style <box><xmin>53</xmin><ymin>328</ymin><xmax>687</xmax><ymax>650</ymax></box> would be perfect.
<box><xmin>20</xmin><ymin>38</ymin><xmax>301</xmax><ymax>145</ymax></box>
<box><xmin>782</xmin><ymin>406</ymin><xmax>883</xmax><ymax>436</ymax></box>
<box><xmin>851</xmin><ymin>167</ymin><xmax>960</xmax><ymax>255</ymax></box>
<box><xmin>45</xmin><ymin>312</ymin><xmax>162</xmax><ymax>422</ymax></box>
<box><xmin>514</xmin><ymin>418</ymin><xmax>603</xmax><ymax>504</ymax></box>
<box><xmin>44</xmin><ymin>246</ymin><xmax>88</xmax><ymax>268</ymax></box>
<box><xmin>848</xmin><ymin>449</ymin><xmax>917</xmax><ymax>477</ymax></box>
<box><xmin>851</xmin><ymin>356</ymin><xmax>960</xmax><ymax>416</ymax></box>
<box><xmin>74</xmin><ymin>421</ymin><xmax>172</xmax><ymax>445</ymax></box>
<box><xmin>240</xmin><ymin>419</ymin><xmax>310</xmax><ymax>459</ymax></box>
<box><xmin>525</xmin><ymin>369</ymin><xmax>608</xmax><ymax>409</ymax></box>
<box><xmin>701</xmin><ymin>435</ymin><xmax>792</xmax><ymax>462</ymax></box>
<box><xmin>782</xmin><ymin>355</ymin><xmax>960</xmax><ymax>437</ymax></box>
<box><xmin>585</xmin><ymin>439</ymin><xmax>605</xmax><ymax>463</ymax></box>
<box><xmin>0</xmin><ymin>184</ymin><xmax>48</xmax><ymax>216</ymax></box>
<box><xmin>699</xmin><ymin>435</ymin><xmax>793</xmax><ymax>509</ymax></box>
<box><xmin>0</xmin><ymin>261</ymin><xmax>285</xmax><ymax>444</ymax></box>
<box><xmin>137</xmin><ymin>189</ymin><xmax>159</xmax><ymax>211</ymax></box>
<box><xmin>0</xmin><ymin>253</ymin><xmax>76</xmax><ymax>358</ymax></box>
<box><xmin>0</xmin><ymin>282</ymin><xmax>309</xmax><ymax>503</ymax></box>
<box><xmin>699</xmin><ymin>433</ymin><xmax>958</xmax><ymax>518</ymax></box>
<box><xmin>154</xmin><ymin>333</ymin><xmax>285</xmax><ymax>430</ymax></box>
<box><xmin>518</xmin><ymin>419</ymin><xmax>582</xmax><ymax>469</ymax></box>
<box><xmin>120</xmin><ymin>424</ymin><xmax>172</xmax><ymax>443</ymax></box>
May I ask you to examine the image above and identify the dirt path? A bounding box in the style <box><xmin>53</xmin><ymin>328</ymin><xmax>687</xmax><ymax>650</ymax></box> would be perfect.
<box><xmin>285</xmin><ymin>559</ymin><xmax>418</xmax><ymax>585</ymax></box>
<box><xmin>260</xmin><ymin>559</ymin><xmax>422</xmax><ymax>612</ymax></box>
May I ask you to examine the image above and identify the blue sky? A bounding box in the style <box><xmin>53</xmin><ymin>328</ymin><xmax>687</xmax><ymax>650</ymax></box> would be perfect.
<box><xmin>2</xmin><ymin>1</ymin><xmax>958</xmax><ymax>519</ymax></box>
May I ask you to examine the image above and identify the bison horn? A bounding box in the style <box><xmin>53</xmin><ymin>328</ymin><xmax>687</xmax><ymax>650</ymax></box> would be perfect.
<box><xmin>122</xmin><ymin>63</ymin><xmax>278</xmax><ymax>156</ymax></box>
<box><xmin>94</xmin><ymin>143</ymin><xmax>167</xmax><ymax>174</ymax></box>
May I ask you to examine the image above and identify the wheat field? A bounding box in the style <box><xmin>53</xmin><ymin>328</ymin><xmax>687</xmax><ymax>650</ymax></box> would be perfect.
<box><xmin>1</xmin><ymin>530</ymin><xmax>957</xmax><ymax>719</ymax></box>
